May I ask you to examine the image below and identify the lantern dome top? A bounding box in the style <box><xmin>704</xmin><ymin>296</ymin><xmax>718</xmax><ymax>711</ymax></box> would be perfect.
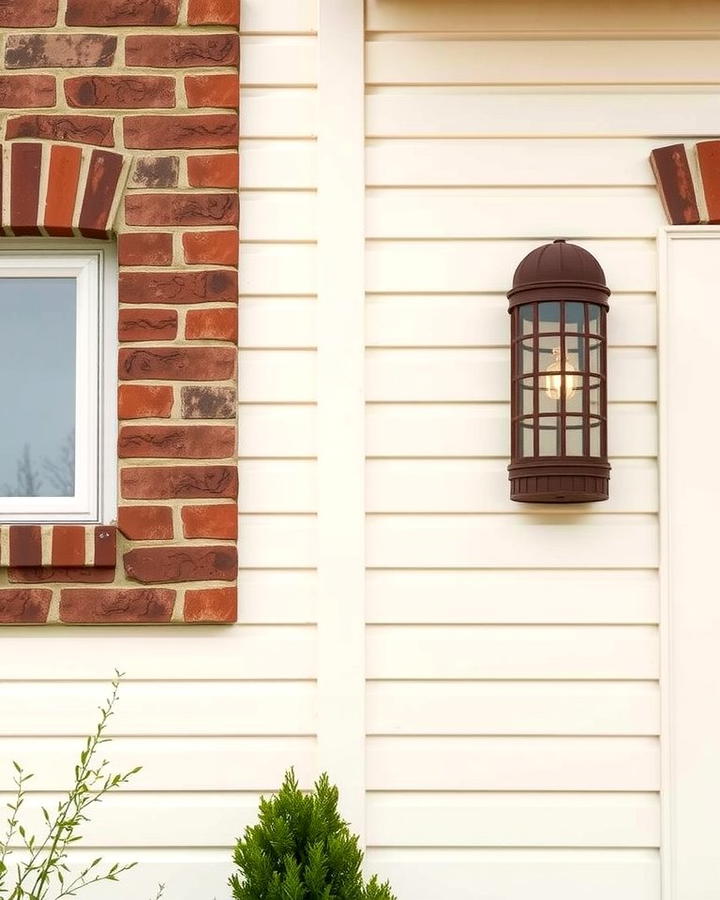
<box><xmin>507</xmin><ymin>239</ymin><xmax>610</xmax><ymax>309</ymax></box>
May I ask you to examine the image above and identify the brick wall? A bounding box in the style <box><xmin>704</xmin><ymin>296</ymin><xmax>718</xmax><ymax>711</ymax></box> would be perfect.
<box><xmin>0</xmin><ymin>0</ymin><xmax>240</xmax><ymax>625</ymax></box>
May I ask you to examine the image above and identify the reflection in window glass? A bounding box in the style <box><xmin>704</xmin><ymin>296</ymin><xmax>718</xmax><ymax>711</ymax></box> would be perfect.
<box><xmin>0</xmin><ymin>278</ymin><xmax>76</xmax><ymax>498</ymax></box>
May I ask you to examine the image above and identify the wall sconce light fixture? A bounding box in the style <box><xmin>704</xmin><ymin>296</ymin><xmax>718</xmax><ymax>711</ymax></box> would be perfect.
<box><xmin>508</xmin><ymin>240</ymin><xmax>611</xmax><ymax>503</ymax></box>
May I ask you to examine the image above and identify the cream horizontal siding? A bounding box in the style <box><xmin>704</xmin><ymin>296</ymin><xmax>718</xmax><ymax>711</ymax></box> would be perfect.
<box><xmin>359</xmin><ymin>5</ymin><xmax>687</xmax><ymax>897</ymax></box>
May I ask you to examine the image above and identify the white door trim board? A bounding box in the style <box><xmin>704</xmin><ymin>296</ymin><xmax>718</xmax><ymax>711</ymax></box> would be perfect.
<box><xmin>658</xmin><ymin>226</ymin><xmax>720</xmax><ymax>899</ymax></box>
<box><xmin>316</xmin><ymin>0</ymin><xmax>367</xmax><ymax>839</ymax></box>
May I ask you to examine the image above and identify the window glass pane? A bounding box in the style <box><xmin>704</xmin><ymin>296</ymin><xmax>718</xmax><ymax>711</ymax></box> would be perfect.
<box><xmin>520</xmin><ymin>376</ymin><xmax>534</xmax><ymax>416</ymax></box>
<box><xmin>520</xmin><ymin>304</ymin><xmax>534</xmax><ymax>335</ymax></box>
<box><xmin>589</xmin><ymin>376</ymin><xmax>601</xmax><ymax>416</ymax></box>
<box><xmin>588</xmin><ymin>337</ymin><xmax>601</xmax><ymax>375</ymax></box>
<box><xmin>0</xmin><ymin>278</ymin><xmax>76</xmax><ymax>497</ymax></box>
<box><xmin>589</xmin><ymin>417</ymin><xmax>602</xmax><ymax>457</ymax></box>
<box><xmin>538</xmin><ymin>302</ymin><xmax>560</xmax><ymax>332</ymax></box>
<box><xmin>521</xmin><ymin>339</ymin><xmax>534</xmax><ymax>375</ymax></box>
<box><xmin>565</xmin><ymin>302</ymin><xmax>584</xmax><ymax>333</ymax></box>
<box><xmin>538</xmin><ymin>416</ymin><xmax>560</xmax><ymax>456</ymax></box>
<box><xmin>566</xmin><ymin>415</ymin><xmax>584</xmax><ymax>456</ymax></box>
<box><xmin>587</xmin><ymin>304</ymin><xmax>601</xmax><ymax>335</ymax></box>
<box><xmin>520</xmin><ymin>418</ymin><xmax>534</xmax><ymax>458</ymax></box>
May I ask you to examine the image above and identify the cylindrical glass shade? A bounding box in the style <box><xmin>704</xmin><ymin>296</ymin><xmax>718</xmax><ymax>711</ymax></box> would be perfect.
<box><xmin>511</xmin><ymin>300</ymin><xmax>607</xmax><ymax>463</ymax></box>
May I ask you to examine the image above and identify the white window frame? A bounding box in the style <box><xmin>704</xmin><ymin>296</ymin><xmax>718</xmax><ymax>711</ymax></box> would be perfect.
<box><xmin>0</xmin><ymin>242</ymin><xmax>117</xmax><ymax>524</ymax></box>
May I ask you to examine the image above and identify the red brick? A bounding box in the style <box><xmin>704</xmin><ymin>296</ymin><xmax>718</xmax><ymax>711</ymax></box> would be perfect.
<box><xmin>129</xmin><ymin>156</ymin><xmax>179</xmax><ymax>189</ymax></box>
<box><xmin>119</xmin><ymin>347</ymin><xmax>235</xmax><ymax>381</ymax></box>
<box><xmin>79</xmin><ymin>148</ymin><xmax>124</xmax><ymax>239</ymax></box>
<box><xmin>187</xmin><ymin>153</ymin><xmax>238</xmax><ymax>188</ymax></box>
<box><xmin>119</xmin><ymin>425</ymin><xmax>235</xmax><ymax>459</ymax></box>
<box><xmin>94</xmin><ymin>526</ymin><xmax>117</xmax><ymax>567</ymax></box>
<box><xmin>6</xmin><ymin>114</ymin><xmax>114</xmax><ymax>146</ymax></box>
<box><xmin>124</xmin><ymin>545</ymin><xmax>237</xmax><ymax>584</ymax></box>
<box><xmin>119</xmin><ymin>309</ymin><xmax>178</xmax><ymax>343</ymax></box>
<box><xmin>51</xmin><ymin>526</ymin><xmax>85</xmax><ymax>566</ymax></box>
<box><xmin>182</xmin><ymin>503</ymin><xmax>237</xmax><ymax>539</ymax></box>
<box><xmin>183</xmin><ymin>230</ymin><xmax>238</xmax><ymax>266</ymax></box>
<box><xmin>66</xmin><ymin>0</ymin><xmax>179</xmax><ymax>25</ymax></box>
<box><xmin>118</xmin><ymin>232</ymin><xmax>173</xmax><ymax>267</ymax></box>
<box><xmin>44</xmin><ymin>144</ymin><xmax>82</xmax><ymax>237</ymax></box>
<box><xmin>126</xmin><ymin>33</ymin><xmax>238</xmax><ymax>68</ymax></box>
<box><xmin>0</xmin><ymin>590</ymin><xmax>51</xmax><ymax>624</ymax></box>
<box><xmin>181</xmin><ymin>385</ymin><xmax>235</xmax><ymax>418</ymax></box>
<box><xmin>126</xmin><ymin>193</ymin><xmax>237</xmax><ymax>228</ymax></box>
<box><xmin>66</xmin><ymin>75</ymin><xmax>175</xmax><ymax>109</ymax></box>
<box><xmin>184</xmin><ymin>586</ymin><xmax>237</xmax><ymax>623</ymax></box>
<box><xmin>5</xmin><ymin>34</ymin><xmax>116</xmax><ymax>68</ymax></box>
<box><xmin>185</xmin><ymin>308</ymin><xmax>237</xmax><ymax>342</ymax></box>
<box><xmin>0</xmin><ymin>0</ymin><xmax>58</xmax><ymax>27</ymax></box>
<box><xmin>118</xmin><ymin>506</ymin><xmax>174</xmax><ymax>541</ymax></box>
<box><xmin>188</xmin><ymin>0</ymin><xmax>238</xmax><ymax>25</ymax></box>
<box><xmin>60</xmin><ymin>588</ymin><xmax>175</xmax><ymax>623</ymax></box>
<box><xmin>9</xmin><ymin>567</ymin><xmax>115</xmax><ymax>584</ymax></box>
<box><xmin>0</xmin><ymin>74</ymin><xmax>55</xmax><ymax>107</ymax></box>
<box><xmin>185</xmin><ymin>73</ymin><xmax>238</xmax><ymax>109</ymax></box>
<box><xmin>119</xmin><ymin>270</ymin><xmax>237</xmax><ymax>304</ymax></box>
<box><xmin>9</xmin><ymin>526</ymin><xmax>42</xmax><ymax>567</ymax></box>
<box><xmin>119</xmin><ymin>384</ymin><xmax>174</xmax><ymax>419</ymax></box>
<box><xmin>121</xmin><ymin>465</ymin><xmax>237</xmax><ymax>500</ymax></box>
<box><xmin>124</xmin><ymin>114</ymin><xmax>238</xmax><ymax>150</ymax></box>
<box><xmin>11</xmin><ymin>143</ymin><xmax>42</xmax><ymax>236</ymax></box>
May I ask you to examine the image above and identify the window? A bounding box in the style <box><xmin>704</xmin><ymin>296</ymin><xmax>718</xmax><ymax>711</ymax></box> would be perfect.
<box><xmin>0</xmin><ymin>245</ymin><xmax>117</xmax><ymax>523</ymax></box>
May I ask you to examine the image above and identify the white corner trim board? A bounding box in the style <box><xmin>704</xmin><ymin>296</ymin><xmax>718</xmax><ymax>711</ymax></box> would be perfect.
<box><xmin>658</xmin><ymin>227</ymin><xmax>720</xmax><ymax>900</ymax></box>
<box><xmin>316</xmin><ymin>0</ymin><xmax>367</xmax><ymax>840</ymax></box>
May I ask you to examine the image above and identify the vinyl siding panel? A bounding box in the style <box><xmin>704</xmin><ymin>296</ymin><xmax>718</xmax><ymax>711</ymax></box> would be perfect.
<box><xmin>362</xmin><ymin>7</ymin><xmax>676</xmax><ymax>899</ymax></box>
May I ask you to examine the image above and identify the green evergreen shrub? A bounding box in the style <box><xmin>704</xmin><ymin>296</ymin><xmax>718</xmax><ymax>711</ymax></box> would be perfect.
<box><xmin>230</xmin><ymin>770</ymin><xmax>397</xmax><ymax>900</ymax></box>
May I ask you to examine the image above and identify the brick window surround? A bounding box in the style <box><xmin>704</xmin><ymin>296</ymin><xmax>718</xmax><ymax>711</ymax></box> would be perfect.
<box><xmin>0</xmin><ymin>0</ymin><xmax>239</xmax><ymax>626</ymax></box>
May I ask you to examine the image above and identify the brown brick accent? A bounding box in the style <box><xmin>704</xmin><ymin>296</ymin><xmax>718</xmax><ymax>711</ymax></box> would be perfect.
<box><xmin>118</xmin><ymin>506</ymin><xmax>174</xmax><ymax>541</ymax></box>
<box><xmin>65</xmin><ymin>75</ymin><xmax>176</xmax><ymax>109</ymax></box>
<box><xmin>5</xmin><ymin>35</ymin><xmax>117</xmax><ymax>69</ymax></box>
<box><xmin>0</xmin><ymin>74</ymin><xmax>56</xmax><ymax>107</ymax></box>
<box><xmin>185</xmin><ymin>308</ymin><xmax>238</xmax><ymax>342</ymax></box>
<box><xmin>60</xmin><ymin>588</ymin><xmax>175</xmax><ymax>623</ymax></box>
<box><xmin>118</xmin><ymin>232</ymin><xmax>174</xmax><ymax>267</ymax></box>
<box><xmin>0</xmin><ymin>590</ymin><xmax>52</xmax><ymax>624</ymax></box>
<box><xmin>119</xmin><ymin>384</ymin><xmax>175</xmax><ymax>419</ymax></box>
<box><xmin>0</xmin><ymin>5</ymin><xmax>239</xmax><ymax>624</ymax></box>
<box><xmin>184</xmin><ymin>586</ymin><xmax>237</xmax><ymax>623</ymax></box>
<box><xmin>187</xmin><ymin>153</ymin><xmax>238</xmax><ymax>188</ymax></box>
<box><xmin>125</xmin><ymin>34</ymin><xmax>238</xmax><ymax>68</ymax></box>
<box><xmin>66</xmin><ymin>0</ymin><xmax>180</xmax><ymax>26</ymax></box>
<box><xmin>4</xmin><ymin>142</ymin><xmax>129</xmax><ymax>237</ymax></box>
<box><xmin>183</xmin><ymin>230</ymin><xmax>238</xmax><ymax>265</ymax></box>
<box><xmin>182</xmin><ymin>503</ymin><xmax>237</xmax><ymax>539</ymax></box>
<box><xmin>2</xmin><ymin>525</ymin><xmax>118</xmax><ymax>568</ymax></box>
<box><xmin>0</xmin><ymin>1</ymin><xmax>59</xmax><ymax>28</ymax></box>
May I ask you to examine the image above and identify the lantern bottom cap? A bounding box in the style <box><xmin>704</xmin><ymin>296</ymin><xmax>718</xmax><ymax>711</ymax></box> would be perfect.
<box><xmin>508</xmin><ymin>460</ymin><xmax>610</xmax><ymax>504</ymax></box>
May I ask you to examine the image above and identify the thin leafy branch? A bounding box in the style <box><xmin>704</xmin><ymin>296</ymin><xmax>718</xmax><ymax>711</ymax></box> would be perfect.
<box><xmin>0</xmin><ymin>671</ymin><xmax>159</xmax><ymax>900</ymax></box>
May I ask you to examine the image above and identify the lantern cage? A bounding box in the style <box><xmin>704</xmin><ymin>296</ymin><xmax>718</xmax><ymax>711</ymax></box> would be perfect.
<box><xmin>507</xmin><ymin>240</ymin><xmax>611</xmax><ymax>503</ymax></box>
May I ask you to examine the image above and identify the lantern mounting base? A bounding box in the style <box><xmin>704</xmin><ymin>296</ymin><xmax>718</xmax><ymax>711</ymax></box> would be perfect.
<box><xmin>508</xmin><ymin>459</ymin><xmax>610</xmax><ymax>503</ymax></box>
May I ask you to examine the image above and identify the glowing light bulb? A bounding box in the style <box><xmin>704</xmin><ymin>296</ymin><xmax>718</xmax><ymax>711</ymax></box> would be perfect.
<box><xmin>544</xmin><ymin>347</ymin><xmax>578</xmax><ymax>401</ymax></box>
